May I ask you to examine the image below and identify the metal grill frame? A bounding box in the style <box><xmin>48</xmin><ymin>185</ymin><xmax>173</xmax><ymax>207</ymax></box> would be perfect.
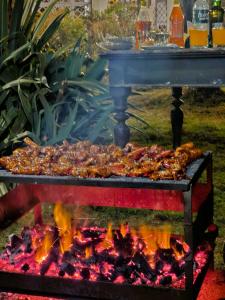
<box><xmin>0</xmin><ymin>152</ymin><xmax>214</xmax><ymax>299</ymax></box>
<box><xmin>0</xmin><ymin>152</ymin><xmax>211</xmax><ymax>190</ymax></box>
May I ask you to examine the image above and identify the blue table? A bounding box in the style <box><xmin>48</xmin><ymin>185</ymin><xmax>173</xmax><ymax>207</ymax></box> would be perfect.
<box><xmin>101</xmin><ymin>48</ymin><xmax>225</xmax><ymax>148</ymax></box>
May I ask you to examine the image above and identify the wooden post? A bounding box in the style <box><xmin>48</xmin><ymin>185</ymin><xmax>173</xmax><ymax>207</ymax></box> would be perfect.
<box><xmin>171</xmin><ymin>87</ymin><xmax>183</xmax><ymax>149</ymax></box>
<box><xmin>110</xmin><ymin>87</ymin><xmax>131</xmax><ymax>148</ymax></box>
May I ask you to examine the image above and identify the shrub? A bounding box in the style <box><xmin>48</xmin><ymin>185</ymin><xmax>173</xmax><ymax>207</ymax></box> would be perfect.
<box><xmin>49</xmin><ymin>14</ymin><xmax>87</xmax><ymax>52</ymax></box>
<box><xmin>49</xmin><ymin>3</ymin><xmax>138</xmax><ymax>57</ymax></box>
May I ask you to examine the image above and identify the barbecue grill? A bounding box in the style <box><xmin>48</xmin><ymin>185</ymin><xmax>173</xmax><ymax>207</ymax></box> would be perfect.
<box><xmin>0</xmin><ymin>151</ymin><xmax>216</xmax><ymax>300</ymax></box>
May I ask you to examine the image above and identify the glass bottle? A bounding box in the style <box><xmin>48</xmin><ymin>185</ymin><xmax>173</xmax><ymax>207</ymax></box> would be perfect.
<box><xmin>210</xmin><ymin>0</ymin><xmax>224</xmax><ymax>28</ymax></box>
<box><xmin>189</xmin><ymin>0</ymin><xmax>209</xmax><ymax>48</ymax></box>
<box><xmin>169</xmin><ymin>0</ymin><xmax>185</xmax><ymax>47</ymax></box>
<box><xmin>135</xmin><ymin>0</ymin><xmax>152</xmax><ymax>49</ymax></box>
<box><xmin>210</xmin><ymin>0</ymin><xmax>225</xmax><ymax>46</ymax></box>
<box><xmin>192</xmin><ymin>0</ymin><xmax>210</xmax><ymax>30</ymax></box>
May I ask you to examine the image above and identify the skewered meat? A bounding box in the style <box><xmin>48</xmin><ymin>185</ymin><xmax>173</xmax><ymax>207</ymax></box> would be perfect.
<box><xmin>0</xmin><ymin>138</ymin><xmax>203</xmax><ymax>180</ymax></box>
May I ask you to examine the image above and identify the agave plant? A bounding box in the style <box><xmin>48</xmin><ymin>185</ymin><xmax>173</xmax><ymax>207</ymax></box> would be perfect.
<box><xmin>0</xmin><ymin>0</ymin><xmax>68</xmax><ymax>53</ymax></box>
<box><xmin>0</xmin><ymin>0</ymin><xmax>114</xmax><ymax>153</ymax></box>
<box><xmin>0</xmin><ymin>0</ymin><xmax>69</xmax><ymax>153</ymax></box>
<box><xmin>26</xmin><ymin>41</ymin><xmax>150</xmax><ymax>146</ymax></box>
<box><xmin>0</xmin><ymin>0</ymin><xmax>150</xmax><ymax>154</ymax></box>
<box><xmin>26</xmin><ymin>40</ymin><xmax>113</xmax><ymax>145</ymax></box>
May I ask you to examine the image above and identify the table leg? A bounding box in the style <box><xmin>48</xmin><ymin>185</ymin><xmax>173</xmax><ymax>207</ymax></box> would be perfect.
<box><xmin>183</xmin><ymin>188</ymin><xmax>194</xmax><ymax>298</ymax></box>
<box><xmin>171</xmin><ymin>87</ymin><xmax>184</xmax><ymax>149</ymax></box>
<box><xmin>110</xmin><ymin>87</ymin><xmax>131</xmax><ymax>148</ymax></box>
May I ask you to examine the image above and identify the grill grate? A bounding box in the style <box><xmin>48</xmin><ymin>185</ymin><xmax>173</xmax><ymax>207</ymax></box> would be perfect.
<box><xmin>0</xmin><ymin>152</ymin><xmax>211</xmax><ymax>191</ymax></box>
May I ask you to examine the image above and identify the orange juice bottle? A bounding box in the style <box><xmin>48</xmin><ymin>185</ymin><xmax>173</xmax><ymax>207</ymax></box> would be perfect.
<box><xmin>135</xmin><ymin>3</ymin><xmax>152</xmax><ymax>49</ymax></box>
<box><xmin>169</xmin><ymin>0</ymin><xmax>185</xmax><ymax>47</ymax></box>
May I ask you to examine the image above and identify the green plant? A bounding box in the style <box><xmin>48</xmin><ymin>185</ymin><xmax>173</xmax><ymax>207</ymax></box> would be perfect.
<box><xmin>54</xmin><ymin>3</ymin><xmax>138</xmax><ymax>57</ymax></box>
<box><xmin>49</xmin><ymin>14</ymin><xmax>87</xmax><ymax>52</ymax></box>
<box><xmin>0</xmin><ymin>0</ymin><xmax>150</xmax><ymax>154</ymax></box>
<box><xmin>0</xmin><ymin>0</ymin><xmax>69</xmax><ymax>153</ymax></box>
<box><xmin>92</xmin><ymin>3</ymin><xmax>137</xmax><ymax>38</ymax></box>
<box><xmin>91</xmin><ymin>4</ymin><xmax>136</xmax><ymax>56</ymax></box>
<box><xmin>27</xmin><ymin>39</ymin><xmax>150</xmax><ymax>146</ymax></box>
<box><xmin>26</xmin><ymin>41</ymin><xmax>113</xmax><ymax>145</ymax></box>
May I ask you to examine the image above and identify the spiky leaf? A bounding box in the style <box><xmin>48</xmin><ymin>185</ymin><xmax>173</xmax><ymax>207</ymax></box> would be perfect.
<box><xmin>9</xmin><ymin>0</ymin><xmax>25</xmax><ymax>50</ymax></box>
<box><xmin>0</xmin><ymin>0</ymin><xmax>8</xmax><ymax>42</ymax></box>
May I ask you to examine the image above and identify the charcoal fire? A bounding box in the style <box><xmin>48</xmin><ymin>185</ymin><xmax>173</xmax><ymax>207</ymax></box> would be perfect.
<box><xmin>0</xmin><ymin>203</ymin><xmax>211</xmax><ymax>289</ymax></box>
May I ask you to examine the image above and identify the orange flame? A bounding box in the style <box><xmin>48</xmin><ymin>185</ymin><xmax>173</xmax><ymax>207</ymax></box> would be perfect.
<box><xmin>172</xmin><ymin>240</ymin><xmax>189</xmax><ymax>260</ymax></box>
<box><xmin>74</xmin><ymin>228</ymin><xmax>82</xmax><ymax>240</ymax></box>
<box><xmin>53</xmin><ymin>202</ymin><xmax>73</xmax><ymax>253</ymax></box>
<box><xmin>105</xmin><ymin>223</ymin><xmax>113</xmax><ymax>243</ymax></box>
<box><xmin>139</xmin><ymin>224</ymin><xmax>171</xmax><ymax>268</ymax></box>
<box><xmin>34</xmin><ymin>201</ymin><xmax>174</xmax><ymax>266</ymax></box>
<box><xmin>157</xmin><ymin>225</ymin><xmax>171</xmax><ymax>249</ymax></box>
<box><xmin>35</xmin><ymin>229</ymin><xmax>54</xmax><ymax>263</ymax></box>
<box><xmin>139</xmin><ymin>225</ymin><xmax>158</xmax><ymax>254</ymax></box>
<box><xmin>120</xmin><ymin>223</ymin><xmax>127</xmax><ymax>237</ymax></box>
<box><xmin>140</xmin><ymin>224</ymin><xmax>171</xmax><ymax>253</ymax></box>
<box><xmin>85</xmin><ymin>246</ymin><xmax>92</xmax><ymax>259</ymax></box>
<box><xmin>98</xmin><ymin>223</ymin><xmax>113</xmax><ymax>250</ymax></box>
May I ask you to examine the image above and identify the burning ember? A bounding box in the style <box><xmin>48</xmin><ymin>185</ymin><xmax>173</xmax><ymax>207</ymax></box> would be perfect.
<box><xmin>0</xmin><ymin>203</ymin><xmax>211</xmax><ymax>289</ymax></box>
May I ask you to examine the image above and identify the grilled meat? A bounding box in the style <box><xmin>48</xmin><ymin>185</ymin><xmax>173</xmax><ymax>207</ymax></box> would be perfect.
<box><xmin>0</xmin><ymin>138</ymin><xmax>203</xmax><ymax>180</ymax></box>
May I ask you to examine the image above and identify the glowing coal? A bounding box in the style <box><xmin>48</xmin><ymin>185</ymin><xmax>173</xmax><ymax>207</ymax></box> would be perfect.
<box><xmin>0</xmin><ymin>203</ymin><xmax>211</xmax><ymax>289</ymax></box>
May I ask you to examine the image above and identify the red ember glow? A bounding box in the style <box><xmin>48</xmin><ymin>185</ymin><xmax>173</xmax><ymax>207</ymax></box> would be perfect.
<box><xmin>0</xmin><ymin>203</ymin><xmax>211</xmax><ymax>289</ymax></box>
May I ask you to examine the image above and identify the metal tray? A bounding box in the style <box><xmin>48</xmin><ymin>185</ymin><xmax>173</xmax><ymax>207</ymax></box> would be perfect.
<box><xmin>0</xmin><ymin>152</ymin><xmax>211</xmax><ymax>191</ymax></box>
